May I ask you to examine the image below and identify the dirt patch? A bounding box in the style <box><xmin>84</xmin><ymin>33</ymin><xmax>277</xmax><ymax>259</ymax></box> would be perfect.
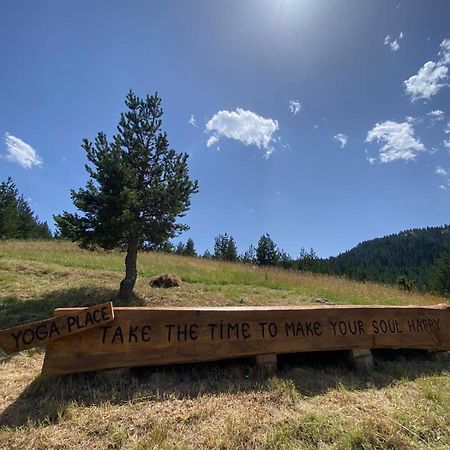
<box><xmin>149</xmin><ymin>274</ymin><xmax>182</xmax><ymax>288</ymax></box>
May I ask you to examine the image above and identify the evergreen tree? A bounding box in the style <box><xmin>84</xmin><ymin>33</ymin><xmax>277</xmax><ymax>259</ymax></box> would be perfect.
<box><xmin>277</xmin><ymin>249</ymin><xmax>292</xmax><ymax>269</ymax></box>
<box><xmin>240</xmin><ymin>244</ymin><xmax>256</xmax><ymax>264</ymax></box>
<box><xmin>256</xmin><ymin>234</ymin><xmax>278</xmax><ymax>266</ymax></box>
<box><xmin>175</xmin><ymin>242</ymin><xmax>186</xmax><ymax>255</ymax></box>
<box><xmin>0</xmin><ymin>177</ymin><xmax>52</xmax><ymax>239</ymax></box>
<box><xmin>202</xmin><ymin>249</ymin><xmax>212</xmax><ymax>259</ymax></box>
<box><xmin>214</xmin><ymin>233</ymin><xmax>229</xmax><ymax>260</ymax></box>
<box><xmin>225</xmin><ymin>236</ymin><xmax>238</xmax><ymax>261</ymax></box>
<box><xmin>54</xmin><ymin>91</ymin><xmax>198</xmax><ymax>298</ymax></box>
<box><xmin>429</xmin><ymin>253</ymin><xmax>450</xmax><ymax>296</ymax></box>
<box><xmin>184</xmin><ymin>238</ymin><xmax>197</xmax><ymax>257</ymax></box>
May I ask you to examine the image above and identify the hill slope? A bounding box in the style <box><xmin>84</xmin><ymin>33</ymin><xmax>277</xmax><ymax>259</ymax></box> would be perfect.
<box><xmin>324</xmin><ymin>225</ymin><xmax>450</xmax><ymax>288</ymax></box>
<box><xmin>0</xmin><ymin>240</ymin><xmax>449</xmax><ymax>449</ymax></box>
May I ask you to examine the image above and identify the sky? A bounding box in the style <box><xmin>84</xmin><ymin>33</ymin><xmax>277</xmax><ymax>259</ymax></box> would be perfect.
<box><xmin>1</xmin><ymin>0</ymin><xmax>450</xmax><ymax>258</ymax></box>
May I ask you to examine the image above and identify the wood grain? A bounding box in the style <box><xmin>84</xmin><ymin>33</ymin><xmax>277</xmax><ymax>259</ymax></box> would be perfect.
<box><xmin>42</xmin><ymin>304</ymin><xmax>450</xmax><ymax>376</ymax></box>
<box><xmin>0</xmin><ymin>302</ymin><xmax>114</xmax><ymax>354</ymax></box>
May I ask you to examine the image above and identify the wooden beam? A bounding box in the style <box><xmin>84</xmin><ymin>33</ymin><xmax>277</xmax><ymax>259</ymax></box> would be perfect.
<box><xmin>0</xmin><ymin>302</ymin><xmax>114</xmax><ymax>354</ymax></box>
<box><xmin>42</xmin><ymin>304</ymin><xmax>450</xmax><ymax>376</ymax></box>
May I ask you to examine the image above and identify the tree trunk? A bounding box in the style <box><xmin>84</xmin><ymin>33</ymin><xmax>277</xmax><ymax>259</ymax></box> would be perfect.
<box><xmin>119</xmin><ymin>236</ymin><xmax>138</xmax><ymax>299</ymax></box>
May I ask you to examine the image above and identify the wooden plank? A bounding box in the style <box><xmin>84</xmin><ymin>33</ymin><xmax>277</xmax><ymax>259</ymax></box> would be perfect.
<box><xmin>0</xmin><ymin>302</ymin><xmax>114</xmax><ymax>354</ymax></box>
<box><xmin>42</xmin><ymin>304</ymin><xmax>450</xmax><ymax>376</ymax></box>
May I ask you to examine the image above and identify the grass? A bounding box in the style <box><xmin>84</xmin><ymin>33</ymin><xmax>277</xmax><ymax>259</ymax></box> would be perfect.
<box><xmin>0</xmin><ymin>240</ymin><xmax>449</xmax><ymax>449</ymax></box>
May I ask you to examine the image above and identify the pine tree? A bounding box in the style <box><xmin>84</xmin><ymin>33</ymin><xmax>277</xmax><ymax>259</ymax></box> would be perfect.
<box><xmin>175</xmin><ymin>242</ymin><xmax>186</xmax><ymax>255</ymax></box>
<box><xmin>184</xmin><ymin>238</ymin><xmax>197</xmax><ymax>257</ymax></box>
<box><xmin>214</xmin><ymin>233</ymin><xmax>229</xmax><ymax>260</ymax></box>
<box><xmin>225</xmin><ymin>236</ymin><xmax>238</xmax><ymax>261</ymax></box>
<box><xmin>240</xmin><ymin>244</ymin><xmax>256</xmax><ymax>264</ymax></box>
<box><xmin>0</xmin><ymin>177</ymin><xmax>52</xmax><ymax>239</ymax></box>
<box><xmin>54</xmin><ymin>91</ymin><xmax>198</xmax><ymax>298</ymax></box>
<box><xmin>429</xmin><ymin>253</ymin><xmax>450</xmax><ymax>296</ymax></box>
<box><xmin>256</xmin><ymin>234</ymin><xmax>278</xmax><ymax>266</ymax></box>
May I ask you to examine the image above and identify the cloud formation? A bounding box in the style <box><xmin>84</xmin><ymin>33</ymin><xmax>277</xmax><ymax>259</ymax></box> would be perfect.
<box><xmin>188</xmin><ymin>114</ymin><xmax>197</xmax><ymax>127</ymax></box>
<box><xmin>334</xmin><ymin>133</ymin><xmax>348</xmax><ymax>148</ymax></box>
<box><xmin>205</xmin><ymin>108</ymin><xmax>279</xmax><ymax>158</ymax></box>
<box><xmin>435</xmin><ymin>165</ymin><xmax>448</xmax><ymax>176</ymax></box>
<box><xmin>288</xmin><ymin>100</ymin><xmax>301</xmax><ymax>115</ymax></box>
<box><xmin>4</xmin><ymin>133</ymin><xmax>42</xmax><ymax>169</ymax></box>
<box><xmin>404</xmin><ymin>61</ymin><xmax>448</xmax><ymax>101</ymax></box>
<box><xmin>384</xmin><ymin>32</ymin><xmax>403</xmax><ymax>52</ymax></box>
<box><xmin>404</xmin><ymin>38</ymin><xmax>450</xmax><ymax>102</ymax></box>
<box><xmin>366</xmin><ymin>121</ymin><xmax>425</xmax><ymax>163</ymax></box>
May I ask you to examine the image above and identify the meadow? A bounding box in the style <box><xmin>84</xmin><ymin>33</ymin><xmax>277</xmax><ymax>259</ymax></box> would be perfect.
<box><xmin>0</xmin><ymin>240</ymin><xmax>449</xmax><ymax>449</ymax></box>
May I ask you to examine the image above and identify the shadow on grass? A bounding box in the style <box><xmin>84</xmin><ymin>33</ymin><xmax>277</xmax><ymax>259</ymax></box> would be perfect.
<box><xmin>0</xmin><ymin>286</ymin><xmax>146</xmax><ymax>329</ymax></box>
<box><xmin>1</xmin><ymin>349</ymin><xmax>449</xmax><ymax>428</ymax></box>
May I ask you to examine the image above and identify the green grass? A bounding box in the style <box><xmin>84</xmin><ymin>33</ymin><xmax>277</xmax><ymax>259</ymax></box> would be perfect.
<box><xmin>0</xmin><ymin>240</ymin><xmax>449</xmax><ymax>449</ymax></box>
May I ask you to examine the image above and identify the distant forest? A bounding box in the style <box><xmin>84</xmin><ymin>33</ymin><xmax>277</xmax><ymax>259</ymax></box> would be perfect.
<box><xmin>1</xmin><ymin>177</ymin><xmax>449</xmax><ymax>295</ymax></box>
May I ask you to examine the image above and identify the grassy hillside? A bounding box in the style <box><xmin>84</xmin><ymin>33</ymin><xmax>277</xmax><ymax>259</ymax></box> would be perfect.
<box><xmin>1</xmin><ymin>240</ymin><xmax>449</xmax><ymax>449</ymax></box>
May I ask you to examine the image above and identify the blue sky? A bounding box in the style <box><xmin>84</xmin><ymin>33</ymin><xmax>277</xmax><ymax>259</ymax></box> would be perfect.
<box><xmin>1</xmin><ymin>0</ymin><xmax>450</xmax><ymax>257</ymax></box>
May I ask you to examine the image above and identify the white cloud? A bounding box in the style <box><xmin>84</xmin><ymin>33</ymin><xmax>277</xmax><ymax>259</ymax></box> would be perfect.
<box><xmin>188</xmin><ymin>114</ymin><xmax>197</xmax><ymax>127</ymax></box>
<box><xmin>438</xmin><ymin>184</ymin><xmax>447</xmax><ymax>190</ymax></box>
<box><xmin>206</xmin><ymin>135</ymin><xmax>219</xmax><ymax>147</ymax></box>
<box><xmin>445</xmin><ymin>120</ymin><xmax>450</xmax><ymax>134</ymax></box>
<box><xmin>384</xmin><ymin>33</ymin><xmax>403</xmax><ymax>52</ymax></box>
<box><xmin>366</xmin><ymin>120</ymin><xmax>426</xmax><ymax>163</ymax></box>
<box><xmin>334</xmin><ymin>133</ymin><xmax>348</xmax><ymax>148</ymax></box>
<box><xmin>404</xmin><ymin>61</ymin><xmax>448</xmax><ymax>101</ymax></box>
<box><xmin>288</xmin><ymin>100</ymin><xmax>301</xmax><ymax>115</ymax></box>
<box><xmin>435</xmin><ymin>165</ymin><xmax>448</xmax><ymax>176</ymax></box>
<box><xmin>4</xmin><ymin>133</ymin><xmax>42</xmax><ymax>169</ymax></box>
<box><xmin>439</xmin><ymin>38</ymin><xmax>450</xmax><ymax>65</ymax></box>
<box><xmin>205</xmin><ymin>108</ymin><xmax>279</xmax><ymax>158</ymax></box>
<box><xmin>444</xmin><ymin>139</ymin><xmax>450</xmax><ymax>150</ymax></box>
<box><xmin>427</xmin><ymin>109</ymin><xmax>445</xmax><ymax>120</ymax></box>
<box><xmin>367</xmin><ymin>156</ymin><xmax>377</xmax><ymax>165</ymax></box>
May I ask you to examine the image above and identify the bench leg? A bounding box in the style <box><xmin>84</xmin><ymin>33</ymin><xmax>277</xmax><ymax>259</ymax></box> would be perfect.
<box><xmin>346</xmin><ymin>349</ymin><xmax>374</xmax><ymax>370</ymax></box>
<box><xmin>255</xmin><ymin>354</ymin><xmax>278</xmax><ymax>375</ymax></box>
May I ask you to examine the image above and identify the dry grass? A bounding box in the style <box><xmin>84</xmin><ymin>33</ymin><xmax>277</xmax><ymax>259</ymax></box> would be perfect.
<box><xmin>0</xmin><ymin>240</ymin><xmax>449</xmax><ymax>449</ymax></box>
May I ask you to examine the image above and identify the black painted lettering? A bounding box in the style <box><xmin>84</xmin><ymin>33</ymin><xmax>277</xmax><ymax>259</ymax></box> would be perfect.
<box><xmin>101</xmin><ymin>306</ymin><xmax>110</xmax><ymax>321</ymax></box>
<box><xmin>314</xmin><ymin>321</ymin><xmax>323</xmax><ymax>336</ymax></box>
<box><xmin>259</xmin><ymin>322</ymin><xmax>268</xmax><ymax>338</ymax></box>
<box><xmin>101</xmin><ymin>326</ymin><xmax>111</xmax><ymax>344</ymax></box>
<box><xmin>11</xmin><ymin>331</ymin><xmax>22</xmax><ymax>349</ymax></box>
<box><xmin>141</xmin><ymin>325</ymin><xmax>151</xmax><ymax>342</ymax></box>
<box><xmin>407</xmin><ymin>320</ymin><xmax>416</xmax><ymax>332</ymax></box>
<box><xmin>112</xmin><ymin>326</ymin><xmax>124</xmax><ymax>344</ymax></box>
<box><xmin>330</xmin><ymin>321</ymin><xmax>338</xmax><ymax>335</ymax></box>
<box><xmin>36</xmin><ymin>324</ymin><xmax>48</xmax><ymax>340</ymax></box>
<box><xmin>228</xmin><ymin>323</ymin><xmax>239</xmax><ymax>339</ymax></box>
<box><xmin>433</xmin><ymin>318</ymin><xmax>440</xmax><ymax>330</ymax></box>
<box><xmin>242</xmin><ymin>322</ymin><xmax>251</xmax><ymax>339</ymax></box>
<box><xmin>338</xmin><ymin>321</ymin><xmax>347</xmax><ymax>335</ymax></box>
<box><xmin>357</xmin><ymin>320</ymin><xmax>365</xmax><ymax>335</ymax></box>
<box><xmin>305</xmin><ymin>321</ymin><xmax>314</xmax><ymax>336</ymax></box>
<box><xmin>22</xmin><ymin>329</ymin><xmax>34</xmax><ymax>345</ymax></box>
<box><xmin>177</xmin><ymin>324</ymin><xmax>188</xmax><ymax>341</ymax></box>
<box><xmin>268</xmin><ymin>322</ymin><xmax>277</xmax><ymax>338</ymax></box>
<box><xmin>165</xmin><ymin>324</ymin><xmax>175</xmax><ymax>341</ymax></box>
<box><xmin>372</xmin><ymin>320</ymin><xmax>379</xmax><ymax>334</ymax></box>
<box><xmin>67</xmin><ymin>316</ymin><xmax>77</xmax><ymax>333</ymax></box>
<box><xmin>93</xmin><ymin>308</ymin><xmax>102</xmax><ymax>322</ymax></box>
<box><xmin>75</xmin><ymin>316</ymin><xmax>85</xmax><ymax>330</ymax></box>
<box><xmin>189</xmin><ymin>324</ymin><xmax>198</xmax><ymax>340</ymax></box>
<box><xmin>208</xmin><ymin>323</ymin><xmax>217</xmax><ymax>340</ymax></box>
<box><xmin>285</xmin><ymin>322</ymin><xmax>295</xmax><ymax>337</ymax></box>
<box><xmin>129</xmin><ymin>325</ymin><xmax>138</xmax><ymax>343</ymax></box>
<box><xmin>48</xmin><ymin>322</ymin><xmax>60</xmax><ymax>339</ymax></box>
<box><xmin>85</xmin><ymin>311</ymin><xmax>95</xmax><ymax>327</ymax></box>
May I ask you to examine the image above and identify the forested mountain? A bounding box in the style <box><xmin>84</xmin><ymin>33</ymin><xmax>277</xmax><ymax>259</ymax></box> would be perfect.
<box><xmin>0</xmin><ymin>177</ymin><xmax>52</xmax><ymax>240</ymax></box>
<box><xmin>322</xmin><ymin>225</ymin><xmax>450</xmax><ymax>289</ymax></box>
